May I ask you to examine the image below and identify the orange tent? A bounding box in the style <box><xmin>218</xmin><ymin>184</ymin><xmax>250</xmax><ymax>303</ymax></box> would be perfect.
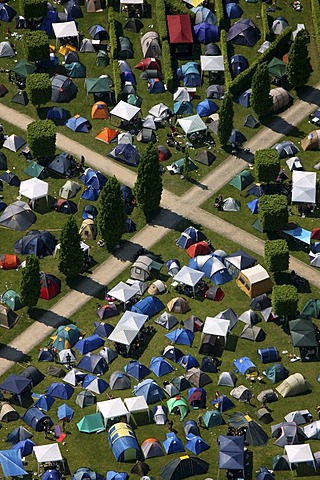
<box><xmin>0</xmin><ymin>254</ymin><xmax>21</xmax><ymax>270</ymax></box>
<box><xmin>186</xmin><ymin>241</ymin><xmax>211</xmax><ymax>258</ymax></box>
<box><xmin>91</xmin><ymin>101</ymin><xmax>109</xmax><ymax>119</ymax></box>
<box><xmin>95</xmin><ymin>127</ymin><xmax>118</xmax><ymax>144</ymax></box>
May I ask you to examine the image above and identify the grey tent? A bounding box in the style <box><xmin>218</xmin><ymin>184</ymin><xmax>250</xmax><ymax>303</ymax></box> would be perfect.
<box><xmin>80</xmin><ymin>39</ymin><xmax>96</xmax><ymax>53</ymax></box>
<box><xmin>99</xmin><ymin>347</ymin><xmax>118</xmax><ymax>364</ymax></box>
<box><xmin>271</xmin><ymin>422</ymin><xmax>306</xmax><ymax>447</ymax></box>
<box><xmin>11</xmin><ymin>90</ymin><xmax>28</xmax><ymax>106</ymax></box>
<box><xmin>227</xmin><ymin>18</ymin><xmax>261</xmax><ymax>47</ymax></box>
<box><xmin>118</xmin><ymin>36</ymin><xmax>133</xmax><ymax>60</ymax></box>
<box><xmin>272</xmin><ymin>455</ymin><xmax>290</xmax><ymax>471</ymax></box>
<box><xmin>273</xmin><ymin>140</ymin><xmax>299</xmax><ymax>158</ymax></box>
<box><xmin>239</xmin><ymin>309</ymin><xmax>260</xmax><ymax>325</ymax></box>
<box><xmin>271</xmin><ymin>18</ymin><xmax>289</xmax><ymax>35</ymax></box>
<box><xmin>75</xmin><ymin>390</ymin><xmax>96</xmax><ymax>408</ymax></box>
<box><xmin>0</xmin><ymin>41</ymin><xmax>15</xmax><ymax>57</ymax></box>
<box><xmin>243</xmin><ymin>115</ymin><xmax>260</xmax><ymax>128</ymax></box>
<box><xmin>205</xmin><ymin>43</ymin><xmax>221</xmax><ymax>55</ymax></box>
<box><xmin>240</xmin><ymin>324</ymin><xmax>263</xmax><ymax>341</ymax></box>
<box><xmin>131</xmin><ymin>256</ymin><xmax>153</xmax><ymax>281</ymax></box>
<box><xmin>256</xmin><ymin>408</ymin><xmax>273</xmax><ymax>424</ymax></box>
<box><xmin>141</xmin><ymin>32</ymin><xmax>161</xmax><ymax>58</ymax></box>
<box><xmin>137</xmin><ymin>128</ymin><xmax>156</xmax><ymax>143</ymax></box>
<box><xmin>228</xmin><ymin>412</ymin><xmax>268</xmax><ymax>446</ymax></box>
<box><xmin>125</xmin><ymin>18</ymin><xmax>143</xmax><ymax>33</ymax></box>
<box><xmin>155</xmin><ymin>312</ymin><xmax>178</xmax><ymax>329</ymax></box>
<box><xmin>3</xmin><ymin>134</ymin><xmax>26</xmax><ymax>152</ymax></box>
<box><xmin>289</xmin><ymin>317</ymin><xmax>318</xmax><ymax>348</ymax></box>
<box><xmin>218</xmin><ymin>372</ymin><xmax>237</xmax><ymax>387</ymax></box>
<box><xmin>51</xmin><ymin>75</ymin><xmax>77</xmax><ymax>103</ymax></box>
<box><xmin>222</xmin><ymin>197</ymin><xmax>241</xmax><ymax>212</ymax></box>
<box><xmin>96</xmin><ymin>50</ymin><xmax>109</xmax><ymax>67</ymax></box>
<box><xmin>0</xmin><ymin>305</ymin><xmax>18</xmax><ymax>329</ymax></box>
<box><xmin>199</xmin><ymin>334</ymin><xmax>224</xmax><ymax>357</ymax></box>
<box><xmin>20</xmin><ymin>366</ymin><xmax>45</xmax><ymax>388</ymax></box>
<box><xmin>109</xmin><ymin>371</ymin><xmax>131</xmax><ymax>390</ymax></box>
<box><xmin>225</xmin><ymin>250</ymin><xmax>257</xmax><ymax>277</ymax></box>
<box><xmin>196</xmin><ymin>150</ymin><xmax>216</xmax><ymax>166</ymax></box>
<box><xmin>59</xmin><ymin>180</ymin><xmax>81</xmax><ymax>199</ymax></box>
<box><xmin>0</xmin><ymin>201</ymin><xmax>36</xmax><ymax>231</ymax></box>
<box><xmin>230</xmin><ymin>385</ymin><xmax>253</xmax><ymax>402</ymax></box>
<box><xmin>206</xmin><ymin>84</ymin><xmax>224</xmax><ymax>99</ymax></box>
<box><xmin>47</xmin><ymin>366</ymin><xmax>65</xmax><ymax>377</ymax></box>
<box><xmin>65</xmin><ymin>51</ymin><xmax>79</xmax><ymax>64</ymax></box>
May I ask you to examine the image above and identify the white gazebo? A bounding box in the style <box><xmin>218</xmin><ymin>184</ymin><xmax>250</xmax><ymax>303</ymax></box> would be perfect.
<box><xmin>110</xmin><ymin>101</ymin><xmax>140</xmax><ymax>122</ymax></box>
<box><xmin>52</xmin><ymin>21</ymin><xmax>79</xmax><ymax>41</ymax></box>
<box><xmin>203</xmin><ymin>316</ymin><xmax>230</xmax><ymax>338</ymax></box>
<box><xmin>285</xmin><ymin>444</ymin><xmax>316</xmax><ymax>471</ymax></box>
<box><xmin>200</xmin><ymin>55</ymin><xmax>224</xmax><ymax>74</ymax></box>
<box><xmin>19</xmin><ymin>178</ymin><xmax>48</xmax><ymax>201</ymax></box>
<box><xmin>173</xmin><ymin>265</ymin><xmax>204</xmax><ymax>297</ymax></box>
<box><xmin>292</xmin><ymin>171</ymin><xmax>317</xmax><ymax>204</ymax></box>
<box><xmin>108</xmin><ymin>310</ymin><xmax>148</xmax><ymax>348</ymax></box>
<box><xmin>124</xmin><ymin>395</ymin><xmax>150</xmax><ymax>423</ymax></box>
<box><xmin>178</xmin><ymin>114</ymin><xmax>207</xmax><ymax>137</ymax></box>
<box><xmin>107</xmin><ymin>281</ymin><xmax>139</xmax><ymax>309</ymax></box>
<box><xmin>96</xmin><ymin>398</ymin><xmax>130</xmax><ymax>427</ymax></box>
<box><xmin>120</xmin><ymin>0</ymin><xmax>143</xmax><ymax>11</ymax></box>
<box><xmin>33</xmin><ymin>444</ymin><xmax>64</xmax><ymax>474</ymax></box>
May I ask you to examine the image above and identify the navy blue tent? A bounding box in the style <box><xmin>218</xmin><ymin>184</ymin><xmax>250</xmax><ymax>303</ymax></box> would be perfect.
<box><xmin>247</xmin><ymin>199</ymin><xmax>259</xmax><ymax>214</ymax></box>
<box><xmin>160</xmin><ymin>456</ymin><xmax>209</xmax><ymax>480</ymax></box>
<box><xmin>22</xmin><ymin>407</ymin><xmax>53</xmax><ymax>432</ymax></box>
<box><xmin>6</xmin><ymin>427</ymin><xmax>33</xmax><ymax>445</ymax></box>
<box><xmin>42</xmin><ymin>470</ymin><xmax>62</xmax><ymax>480</ymax></box>
<box><xmin>125</xmin><ymin>218</ymin><xmax>136</xmax><ymax>233</ymax></box>
<box><xmin>112</xmin><ymin>144</ymin><xmax>141</xmax><ymax>167</ymax></box>
<box><xmin>14</xmin><ymin>230</ymin><xmax>57</xmax><ymax>257</ymax></box>
<box><xmin>247</xmin><ymin>183</ymin><xmax>267</xmax><ymax>197</ymax></box>
<box><xmin>226</xmin><ymin>2</ymin><xmax>243</xmax><ymax>18</ymax></box>
<box><xmin>46</xmin><ymin>382</ymin><xmax>74</xmax><ymax>400</ymax></box>
<box><xmin>83</xmin><ymin>204</ymin><xmax>98</xmax><ymax>220</ymax></box>
<box><xmin>121</xmin><ymin>71</ymin><xmax>136</xmax><ymax>85</ymax></box>
<box><xmin>0</xmin><ymin>450</ymin><xmax>27</xmax><ymax>476</ymax></box>
<box><xmin>150</xmin><ymin>357</ymin><xmax>174</xmax><ymax>377</ymax></box>
<box><xmin>11</xmin><ymin>439</ymin><xmax>35</xmax><ymax>457</ymax></box>
<box><xmin>94</xmin><ymin>321</ymin><xmax>114</xmax><ymax>337</ymax></box>
<box><xmin>179</xmin><ymin>355</ymin><xmax>199</xmax><ymax>370</ymax></box>
<box><xmin>163</xmin><ymin>433</ymin><xmax>185</xmax><ymax>454</ymax></box>
<box><xmin>257</xmin><ymin>347</ymin><xmax>279</xmax><ymax>364</ymax></box>
<box><xmin>77</xmin><ymin>353</ymin><xmax>108</xmax><ymax>375</ymax></box>
<box><xmin>227</xmin><ymin>18</ymin><xmax>260</xmax><ymax>47</ymax></box>
<box><xmin>196</xmin><ymin>99</ymin><xmax>218</xmax><ymax>117</ymax></box>
<box><xmin>47</xmin><ymin>107</ymin><xmax>68</xmax><ymax>122</ymax></box>
<box><xmin>236</xmin><ymin>88</ymin><xmax>251</xmax><ymax>107</ymax></box>
<box><xmin>163</xmin><ymin>346</ymin><xmax>184</xmax><ymax>362</ymax></box>
<box><xmin>219</xmin><ymin>435</ymin><xmax>244</xmax><ymax>469</ymax></box>
<box><xmin>230</xmin><ymin>55</ymin><xmax>249</xmax><ymax>78</ymax></box>
<box><xmin>33</xmin><ymin>394</ymin><xmax>55</xmax><ymax>411</ymax></box>
<box><xmin>183</xmin><ymin>72</ymin><xmax>201</xmax><ymax>87</ymax></box>
<box><xmin>0</xmin><ymin>374</ymin><xmax>31</xmax><ymax>402</ymax></box>
<box><xmin>194</xmin><ymin>23</ymin><xmax>219</xmax><ymax>44</ymax></box>
<box><xmin>131</xmin><ymin>296</ymin><xmax>165</xmax><ymax>317</ymax></box>
<box><xmin>74</xmin><ymin>334</ymin><xmax>104</xmax><ymax>354</ymax></box>
<box><xmin>16</xmin><ymin>16</ymin><xmax>28</xmax><ymax>28</ymax></box>
<box><xmin>88</xmin><ymin>24</ymin><xmax>108</xmax><ymax>40</ymax></box>
<box><xmin>81</xmin><ymin>186</ymin><xmax>99</xmax><ymax>201</ymax></box>
<box><xmin>124</xmin><ymin>360</ymin><xmax>151</xmax><ymax>380</ymax></box>
<box><xmin>0</xmin><ymin>4</ymin><xmax>17</xmax><ymax>22</ymax></box>
<box><xmin>80</xmin><ymin>168</ymin><xmax>107</xmax><ymax>190</ymax></box>
<box><xmin>176</xmin><ymin>227</ymin><xmax>206</xmax><ymax>249</ymax></box>
<box><xmin>65</xmin><ymin>0</ymin><xmax>83</xmax><ymax>18</ymax></box>
<box><xmin>148</xmin><ymin>78</ymin><xmax>165</xmax><ymax>94</ymax></box>
<box><xmin>66</xmin><ymin>116</ymin><xmax>91</xmax><ymax>133</ymax></box>
<box><xmin>184</xmin><ymin>420</ymin><xmax>199</xmax><ymax>436</ymax></box>
<box><xmin>256</xmin><ymin>467</ymin><xmax>274</xmax><ymax>480</ymax></box>
<box><xmin>185</xmin><ymin>434</ymin><xmax>210</xmax><ymax>455</ymax></box>
<box><xmin>229</xmin><ymin>129</ymin><xmax>247</xmax><ymax>145</ymax></box>
<box><xmin>211</xmin><ymin>394</ymin><xmax>235</xmax><ymax>412</ymax></box>
<box><xmin>133</xmin><ymin>379</ymin><xmax>165</xmax><ymax>404</ymax></box>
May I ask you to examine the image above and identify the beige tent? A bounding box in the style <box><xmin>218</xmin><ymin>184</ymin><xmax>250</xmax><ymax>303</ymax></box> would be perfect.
<box><xmin>0</xmin><ymin>402</ymin><xmax>19</xmax><ymax>422</ymax></box>
<box><xmin>276</xmin><ymin>373</ymin><xmax>310</xmax><ymax>398</ymax></box>
<box><xmin>141</xmin><ymin>32</ymin><xmax>161</xmax><ymax>58</ymax></box>
<box><xmin>86</xmin><ymin>0</ymin><xmax>102</xmax><ymax>12</ymax></box>
<box><xmin>270</xmin><ymin>87</ymin><xmax>291</xmax><ymax>112</ymax></box>
<box><xmin>236</xmin><ymin>264</ymin><xmax>272</xmax><ymax>298</ymax></box>
<box><xmin>131</xmin><ymin>256</ymin><xmax>153</xmax><ymax>281</ymax></box>
<box><xmin>301</xmin><ymin>130</ymin><xmax>320</xmax><ymax>151</ymax></box>
<box><xmin>167</xmin><ymin>297</ymin><xmax>190</xmax><ymax>314</ymax></box>
<box><xmin>0</xmin><ymin>305</ymin><xmax>19</xmax><ymax>329</ymax></box>
<box><xmin>79</xmin><ymin>219</ymin><xmax>97</xmax><ymax>240</ymax></box>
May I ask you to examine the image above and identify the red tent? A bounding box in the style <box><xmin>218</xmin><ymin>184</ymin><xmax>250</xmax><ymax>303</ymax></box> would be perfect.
<box><xmin>167</xmin><ymin>14</ymin><xmax>193</xmax><ymax>44</ymax></box>
<box><xmin>135</xmin><ymin>58</ymin><xmax>161</xmax><ymax>71</ymax></box>
<box><xmin>0</xmin><ymin>254</ymin><xmax>21</xmax><ymax>270</ymax></box>
<box><xmin>40</xmin><ymin>272</ymin><xmax>61</xmax><ymax>300</ymax></box>
<box><xmin>186</xmin><ymin>241</ymin><xmax>211</xmax><ymax>258</ymax></box>
<box><xmin>311</xmin><ymin>228</ymin><xmax>320</xmax><ymax>240</ymax></box>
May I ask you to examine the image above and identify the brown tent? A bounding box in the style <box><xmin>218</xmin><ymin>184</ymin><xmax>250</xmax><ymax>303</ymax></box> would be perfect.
<box><xmin>184</xmin><ymin>368</ymin><xmax>212</xmax><ymax>388</ymax></box>
<box><xmin>86</xmin><ymin>0</ymin><xmax>102</xmax><ymax>12</ymax></box>
<box><xmin>79</xmin><ymin>219</ymin><xmax>97</xmax><ymax>240</ymax></box>
<box><xmin>301</xmin><ymin>130</ymin><xmax>320</xmax><ymax>151</ymax></box>
<box><xmin>167</xmin><ymin>297</ymin><xmax>190</xmax><ymax>314</ymax></box>
<box><xmin>0</xmin><ymin>305</ymin><xmax>19</xmax><ymax>329</ymax></box>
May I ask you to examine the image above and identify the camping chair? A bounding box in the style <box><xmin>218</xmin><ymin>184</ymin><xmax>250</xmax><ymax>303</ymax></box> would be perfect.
<box><xmin>54</xmin><ymin>424</ymin><xmax>67</xmax><ymax>443</ymax></box>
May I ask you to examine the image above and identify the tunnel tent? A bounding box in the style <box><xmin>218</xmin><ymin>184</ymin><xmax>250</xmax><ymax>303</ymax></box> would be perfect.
<box><xmin>108</xmin><ymin>423</ymin><xmax>141</xmax><ymax>461</ymax></box>
<box><xmin>141</xmin><ymin>32</ymin><xmax>161</xmax><ymax>58</ymax></box>
<box><xmin>118</xmin><ymin>36</ymin><xmax>133</xmax><ymax>60</ymax></box>
<box><xmin>276</xmin><ymin>373</ymin><xmax>310</xmax><ymax>398</ymax></box>
<box><xmin>270</xmin><ymin>87</ymin><xmax>292</xmax><ymax>113</ymax></box>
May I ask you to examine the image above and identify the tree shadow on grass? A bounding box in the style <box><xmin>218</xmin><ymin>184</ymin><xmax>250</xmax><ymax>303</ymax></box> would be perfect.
<box><xmin>0</xmin><ymin>343</ymin><xmax>31</xmax><ymax>363</ymax></box>
<box><xmin>28</xmin><ymin>308</ymin><xmax>69</xmax><ymax>327</ymax></box>
<box><xmin>66</xmin><ymin>275</ymin><xmax>105</xmax><ymax>299</ymax></box>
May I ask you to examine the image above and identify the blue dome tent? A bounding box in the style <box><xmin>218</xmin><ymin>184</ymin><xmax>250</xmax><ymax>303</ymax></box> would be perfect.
<box><xmin>131</xmin><ymin>296</ymin><xmax>165</xmax><ymax>317</ymax></box>
<box><xmin>47</xmin><ymin>107</ymin><xmax>68</xmax><ymax>122</ymax></box>
<box><xmin>46</xmin><ymin>382</ymin><xmax>74</xmax><ymax>400</ymax></box>
<box><xmin>14</xmin><ymin>230</ymin><xmax>57</xmax><ymax>257</ymax></box>
<box><xmin>33</xmin><ymin>394</ymin><xmax>55</xmax><ymax>411</ymax></box>
<box><xmin>81</xmin><ymin>186</ymin><xmax>100</xmax><ymax>201</ymax></box>
<box><xmin>165</xmin><ymin>328</ymin><xmax>194</xmax><ymax>346</ymax></box>
<box><xmin>88</xmin><ymin>24</ymin><xmax>108</xmax><ymax>40</ymax></box>
<box><xmin>234</xmin><ymin>356</ymin><xmax>256</xmax><ymax>375</ymax></box>
<box><xmin>66</xmin><ymin>116</ymin><xmax>92</xmax><ymax>133</ymax></box>
<box><xmin>124</xmin><ymin>361</ymin><xmax>151</xmax><ymax>380</ymax></box>
<box><xmin>106</xmin><ymin>472</ymin><xmax>128</xmax><ymax>480</ymax></box>
<box><xmin>57</xmin><ymin>404</ymin><xmax>74</xmax><ymax>421</ymax></box>
<box><xmin>176</xmin><ymin>226</ymin><xmax>206</xmax><ymax>249</ymax></box>
<box><xmin>74</xmin><ymin>334</ymin><xmax>104</xmax><ymax>355</ymax></box>
<box><xmin>6</xmin><ymin>427</ymin><xmax>33</xmax><ymax>445</ymax></box>
<box><xmin>42</xmin><ymin>470</ymin><xmax>61</xmax><ymax>480</ymax></box>
<box><xmin>173</xmin><ymin>101</ymin><xmax>194</xmax><ymax>115</ymax></box>
<box><xmin>134</xmin><ymin>379</ymin><xmax>165</xmax><ymax>404</ymax></box>
<box><xmin>247</xmin><ymin>198</ymin><xmax>259</xmax><ymax>214</ymax></box>
<box><xmin>163</xmin><ymin>433</ymin><xmax>185</xmax><ymax>454</ymax></box>
<box><xmin>230</xmin><ymin>54</ymin><xmax>249</xmax><ymax>78</ymax></box>
<box><xmin>188</xmin><ymin>255</ymin><xmax>232</xmax><ymax>285</ymax></box>
<box><xmin>65</xmin><ymin>0</ymin><xmax>83</xmax><ymax>18</ymax></box>
<box><xmin>179</xmin><ymin>355</ymin><xmax>199</xmax><ymax>370</ymax></box>
<box><xmin>80</xmin><ymin>168</ymin><xmax>107</xmax><ymax>190</ymax></box>
<box><xmin>77</xmin><ymin>354</ymin><xmax>108</xmax><ymax>375</ymax></box>
<box><xmin>11</xmin><ymin>438</ymin><xmax>35</xmax><ymax>457</ymax></box>
<box><xmin>185</xmin><ymin>434</ymin><xmax>210</xmax><ymax>454</ymax></box>
<box><xmin>0</xmin><ymin>4</ymin><xmax>17</xmax><ymax>22</ymax></box>
<box><xmin>196</xmin><ymin>99</ymin><xmax>218</xmax><ymax>117</ymax></box>
<box><xmin>211</xmin><ymin>394</ymin><xmax>235</xmax><ymax>412</ymax></box>
<box><xmin>194</xmin><ymin>23</ymin><xmax>219</xmax><ymax>44</ymax></box>
<box><xmin>149</xmin><ymin>357</ymin><xmax>174</xmax><ymax>377</ymax></box>
<box><xmin>236</xmin><ymin>88</ymin><xmax>252</xmax><ymax>108</ymax></box>
<box><xmin>148</xmin><ymin>78</ymin><xmax>165</xmax><ymax>94</ymax></box>
<box><xmin>226</xmin><ymin>2</ymin><xmax>243</xmax><ymax>18</ymax></box>
<box><xmin>192</xmin><ymin>6</ymin><xmax>216</xmax><ymax>25</ymax></box>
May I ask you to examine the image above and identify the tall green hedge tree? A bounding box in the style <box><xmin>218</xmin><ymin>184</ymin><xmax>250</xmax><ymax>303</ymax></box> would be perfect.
<box><xmin>23</xmin><ymin>31</ymin><xmax>50</xmax><ymax>62</ymax></box>
<box><xmin>20</xmin><ymin>0</ymin><xmax>47</xmax><ymax>19</ymax></box>
<box><xmin>259</xmin><ymin>194</ymin><xmax>288</xmax><ymax>232</ymax></box>
<box><xmin>20</xmin><ymin>255</ymin><xmax>41</xmax><ymax>308</ymax></box>
<box><xmin>287</xmin><ymin>30</ymin><xmax>313</xmax><ymax>87</ymax></box>
<box><xmin>58</xmin><ymin>216</ymin><xmax>84</xmax><ymax>278</ymax></box>
<box><xmin>134</xmin><ymin>143</ymin><xmax>163</xmax><ymax>216</ymax></box>
<box><xmin>26</xmin><ymin>73</ymin><xmax>51</xmax><ymax>108</ymax></box>
<box><xmin>250</xmin><ymin>62</ymin><xmax>273</xmax><ymax>117</ymax></box>
<box><xmin>218</xmin><ymin>91</ymin><xmax>234</xmax><ymax>147</ymax></box>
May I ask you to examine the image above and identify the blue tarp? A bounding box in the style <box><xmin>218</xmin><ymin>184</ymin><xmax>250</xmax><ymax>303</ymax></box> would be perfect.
<box><xmin>149</xmin><ymin>357</ymin><xmax>174</xmax><ymax>377</ymax></box>
<box><xmin>74</xmin><ymin>334</ymin><xmax>104</xmax><ymax>355</ymax></box>
<box><xmin>131</xmin><ymin>296</ymin><xmax>165</xmax><ymax>317</ymax></box>
<box><xmin>0</xmin><ymin>450</ymin><xmax>27</xmax><ymax>476</ymax></box>
<box><xmin>133</xmin><ymin>379</ymin><xmax>165</xmax><ymax>404</ymax></box>
<box><xmin>283</xmin><ymin>227</ymin><xmax>311</xmax><ymax>245</ymax></box>
<box><xmin>234</xmin><ymin>356</ymin><xmax>256</xmax><ymax>375</ymax></box>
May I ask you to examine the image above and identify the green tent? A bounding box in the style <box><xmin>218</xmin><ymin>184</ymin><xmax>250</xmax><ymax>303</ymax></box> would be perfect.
<box><xmin>263</xmin><ymin>363</ymin><xmax>288</xmax><ymax>383</ymax></box>
<box><xmin>229</xmin><ymin>170</ymin><xmax>254</xmax><ymax>191</ymax></box>
<box><xmin>171</xmin><ymin>158</ymin><xmax>198</xmax><ymax>174</ymax></box>
<box><xmin>127</xmin><ymin>93</ymin><xmax>142</xmax><ymax>107</ymax></box>
<box><xmin>302</xmin><ymin>299</ymin><xmax>320</xmax><ymax>318</ymax></box>
<box><xmin>77</xmin><ymin>412</ymin><xmax>104</xmax><ymax>433</ymax></box>
<box><xmin>65</xmin><ymin>62</ymin><xmax>86</xmax><ymax>78</ymax></box>
<box><xmin>268</xmin><ymin>58</ymin><xmax>287</xmax><ymax>79</ymax></box>
<box><xmin>202</xmin><ymin>410</ymin><xmax>224</xmax><ymax>427</ymax></box>
<box><xmin>167</xmin><ymin>396</ymin><xmax>189</xmax><ymax>420</ymax></box>
<box><xmin>289</xmin><ymin>317</ymin><xmax>318</xmax><ymax>347</ymax></box>
<box><xmin>2</xmin><ymin>290</ymin><xmax>23</xmax><ymax>311</ymax></box>
<box><xmin>85</xmin><ymin>77</ymin><xmax>113</xmax><ymax>94</ymax></box>
<box><xmin>24</xmin><ymin>161</ymin><xmax>49</xmax><ymax>179</ymax></box>
<box><xmin>10</xmin><ymin>59</ymin><xmax>37</xmax><ymax>79</ymax></box>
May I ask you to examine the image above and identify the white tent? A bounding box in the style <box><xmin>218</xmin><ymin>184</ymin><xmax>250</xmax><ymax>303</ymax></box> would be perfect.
<box><xmin>292</xmin><ymin>171</ymin><xmax>317</xmax><ymax>204</ymax></box>
<box><xmin>309</xmin><ymin>251</ymin><xmax>320</xmax><ymax>267</ymax></box>
<box><xmin>110</xmin><ymin>101</ymin><xmax>140</xmax><ymax>121</ymax></box>
<box><xmin>3</xmin><ymin>134</ymin><xmax>26</xmax><ymax>152</ymax></box>
<box><xmin>304</xmin><ymin>420</ymin><xmax>320</xmax><ymax>439</ymax></box>
<box><xmin>178</xmin><ymin>115</ymin><xmax>207</xmax><ymax>135</ymax></box>
<box><xmin>293</xmin><ymin>23</ymin><xmax>305</xmax><ymax>39</ymax></box>
<box><xmin>96</xmin><ymin>398</ymin><xmax>130</xmax><ymax>427</ymax></box>
<box><xmin>63</xmin><ymin>368</ymin><xmax>83</xmax><ymax>386</ymax></box>
<box><xmin>203</xmin><ymin>316</ymin><xmax>230</xmax><ymax>338</ymax></box>
<box><xmin>124</xmin><ymin>395</ymin><xmax>149</xmax><ymax>413</ymax></box>
<box><xmin>173</xmin><ymin>266</ymin><xmax>204</xmax><ymax>296</ymax></box>
<box><xmin>107</xmin><ymin>281</ymin><xmax>139</xmax><ymax>307</ymax></box>
<box><xmin>59</xmin><ymin>349</ymin><xmax>76</xmax><ymax>364</ymax></box>
<box><xmin>173</xmin><ymin>87</ymin><xmax>191</xmax><ymax>102</ymax></box>
<box><xmin>285</xmin><ymin>444</ymin><xmax>316</xmax><ymax>471</ymax></box>
<box><xmin>118</xmin><ymin>132</ymin><xmax>133</xmax><ymax>144</ymax></box>
<box><xmin>200</xmin><ymin>55</ymin><xmax>224</xmax><ymax>72</ymax></box>
<box><xmin>148</xmin><ymin>103</ymin><xmax>171</xmax><ymax>121</ymax></box>
<box><xmin>33</xmin><ymin>444</ymin><xmax>63</xmax><ymax>474</ymax></box>
<box><xmin>284</xmin><ymin>410</ymin><xmax>310</xmax><ymax>425</ymax></box>
<box><xmin>19</xmin><ymin>178</ymin><xmax>48</xmax><ymax>200</ymax></box>
<box><xmin>108</xmin><ymin>310</ymin><xmax>148</xmax><ymax>346</ymax></box>
<box><xmin>52</xmin><ymin>22</ymin><xmax>78</xmax><ymax>39</ymax></box>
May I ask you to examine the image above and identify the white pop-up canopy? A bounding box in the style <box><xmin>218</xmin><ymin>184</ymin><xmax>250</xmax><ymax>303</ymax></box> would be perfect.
<box><xmin>292</xmin><ymin>171</ymin><xmax>317</xmax><ymax>204</ymax></box>
<box><xmin>173</xmin><ymin>265</ymin><xmax>204</xmax><ymax>296</ymax></box>
<box><xmin>108</xmin><ymin>310</ymin><xmax>148</xmax><ymax>346</ymax></box>
<box><xmin>97</xmin><ymin>398</ymin><xmax>130</xmax><ymax>427</ymax></box>
<box><xmin>178</xmin><ymin>114</ymin><xmax>207</xmax><ymax>135</ymax></box>
<box><xmin>33</xmin><ymin>444</ymin><xmax>63</xmax><ymax>473</ymax></box>
<box><xmin>108</xmin><ymin>281</ymin><xmax>139</xmax><ymax>306</ymax></box>
<box><xmin>203</xmin><ymin>316</ymin><xmax>230</xmax><ymax>338</ymax></box>
<box><xmin>52</xmin><ymin>21</ymin><xmax>78</xmax><ymax>39</ymax></box>
<box><xmin>110</xmin><ymin>101</ymin><xmax>140</xmax><ymax>122</ymax></box>
<box><xmin>200</xmin><ymin>55</ymin><xmax>224</xmax><ymax>72</ymax></box>
<box><xmin>285</xmin><ymin>444</ymin><xmax>316</xmax><ymax>471</ymax></box>
<box><xmin>124</xmin><ymin>395</ymin><xmax>149</xmax><ymax>413</ymax></box>
<box><xmin>19</xmin><ymin>178</ymin><xmax>48</xmax><ymax>200</ymax></box>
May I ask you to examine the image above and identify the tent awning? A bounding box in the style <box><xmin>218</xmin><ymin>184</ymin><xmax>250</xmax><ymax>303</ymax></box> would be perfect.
<box><xmin>285</xmin><ymin>444</ymin><xmax>316</xmax><ymax>470</ymax></box>
<box><xmin>0</xmin><ymin>450</ymin><xmax>28</xmax><ymax>477</ymax></box>
<box><xmin>96</xmin><ymin>398</ymin><xmax>130</xmax><ymax>426</ymax></box>
<box><xmin>173</xmin><ymin>266</ymin><xmax>204</xmax><ymax>287</ymax></box>
<box><xmin>19</xmin><ymin>178</ymin><xmax>48</xmax><ymax>200</ymax></box>
<box><xmin>292</xmin><ymin>171</ymin><xmax>317</xmax><ymax>204</ymax></box>
<box><xmin>33</xmin><ymin>444</ymin><xmax>63</xmax><ymax>469</ymax></box>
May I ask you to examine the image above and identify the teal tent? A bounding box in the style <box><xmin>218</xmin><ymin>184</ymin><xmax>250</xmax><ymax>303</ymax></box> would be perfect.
<box><xmin>263</xmin><ymin>363</ymin><xmax>288</xmax><ymax>383</ymax></box>
<box><xmin>77</xmin><ymin>413</ymin><xmax>104</xmax><ymax>433</ymax></box>
<box><xmin>229</xmin><ymin>170</ymin><xmax>254</xmax><ymax>190</ymax></box>
<box><xmin>85</xmin><ymin>77</ymin><xmax>113</xmax><ymax>94</ymax></box>
<box><xmin>65</xmin><ymin>62</ymin><xmax>86</xmax><ymax>78</ymax></box>
<box><xmin>202</xmin><ymin>410</ymin><xmax>224</xmax><ymax>427</ymax></box>
<box><xmin>268</xmin><ymin>58</ymin><xmax>286</xmax><ymax>79</ymax></box>
<box><xmin>24</xmin><ymin>162</ymin><xmax>49</xmax><ymax>179</ymax></box>
<box><xmin>1</xmin><ymin>290</ymin><xmax>23</xmax><ymax>310</ymax></box>
<box><xmin>302</xmin><ymin>299</ymin><xmax>320</xmax><ymax>318</ymax></box>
